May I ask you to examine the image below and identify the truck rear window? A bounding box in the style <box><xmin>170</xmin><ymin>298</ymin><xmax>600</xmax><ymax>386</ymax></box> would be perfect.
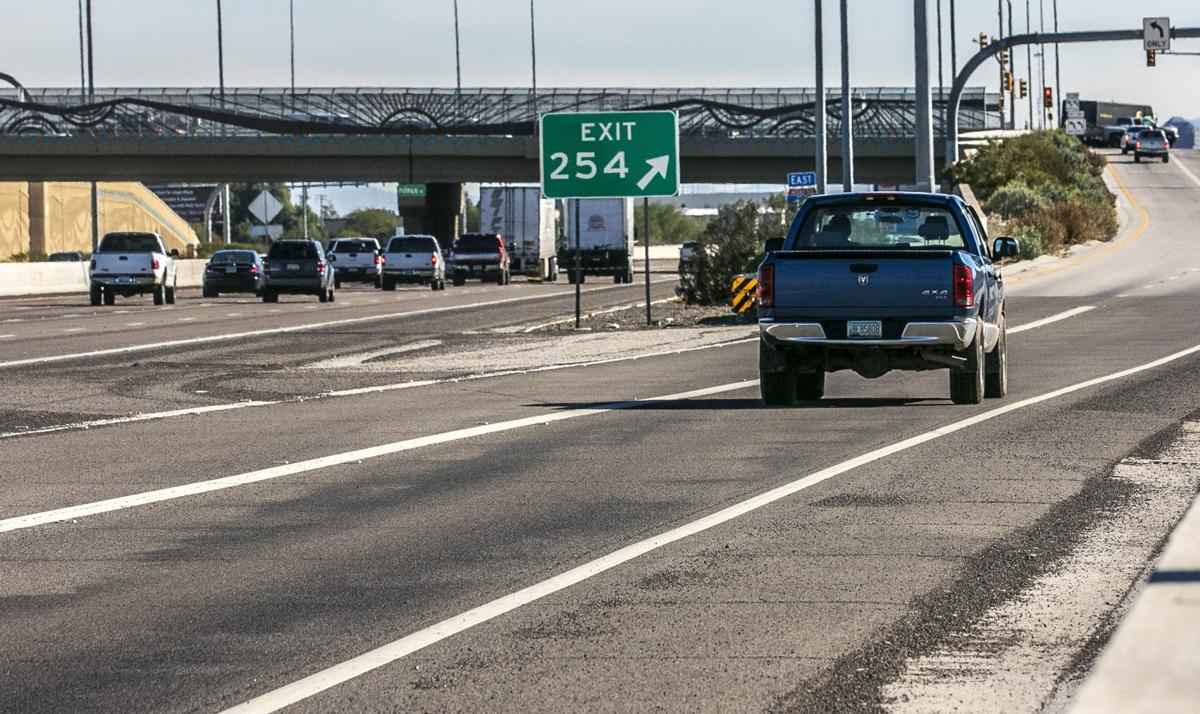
<box><xmin>98</xmin><ymin>234</ymin><xmax>161</xmax><ymax>252</ymax></box>
<box><xmin>333</xmin><ymin>239</ymin><xmax>379</xmax><ymax>253</ymax></box>
<box><xmin>793</xmin><ymin>205</ymin><xmax>967</xmax><ymax>250</ymax></box>
<box><xmin>387</xmin><ymin>237</ymin><xmax>436</xmax><ymax>253</ymax></box>
<box><xmin>268</xmin><ymin>242</ymin><xmax>318</xmax><ymax>259</ymax></box>
<box><xmin>455</xmin><ymin>235</ymin><xmax>501</xmax><ymax>253</ymax></box>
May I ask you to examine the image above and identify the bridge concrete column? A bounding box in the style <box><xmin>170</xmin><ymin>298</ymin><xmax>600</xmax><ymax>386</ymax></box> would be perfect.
<box><xmin>409</xmin><ymin>183</ymin><xmax>463</xmax><ymax>248</ymax></box>
<box><xmin>27</xmin><ymin>181</ymin><xmax>48</xmax><ymax>256</ymax></box>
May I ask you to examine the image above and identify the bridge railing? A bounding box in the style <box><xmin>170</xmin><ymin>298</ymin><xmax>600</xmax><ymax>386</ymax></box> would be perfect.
<box><xmin>0</xmin><ymin>87</ymin><xmax>997</xmax><ymax>139</ymax></box>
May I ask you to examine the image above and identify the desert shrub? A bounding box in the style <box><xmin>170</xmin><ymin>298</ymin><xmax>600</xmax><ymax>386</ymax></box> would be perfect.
<box><xmin>4</xmin><ymin>250</ymin><xmax>49</xmax><ymax>263</ymax></box>
<box><xmin>1008</xmin><ymin>224</ymin><xmax>1043</xmax><ymax>260</ymax></box>
<box><xmin>679</xmin><ymin>197</ymin><xmax>788</xmax><ymax>306</ymax></box>
<box><xmin>985</xmin><ymin>180</ymin><xmax>1048</xmax><ymax>219</ymax></box>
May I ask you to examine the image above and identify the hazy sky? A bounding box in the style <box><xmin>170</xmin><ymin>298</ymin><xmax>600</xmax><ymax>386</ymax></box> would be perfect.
<box><xmin>8</xmin><ymin>1</ymin><xmax>1200</xmax><ymax>120</ymax></box>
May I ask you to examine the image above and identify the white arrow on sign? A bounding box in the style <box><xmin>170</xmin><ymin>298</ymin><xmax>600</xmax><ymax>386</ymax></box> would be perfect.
<box><xmin>636</xmin><ymin>156</ymin><xmax>670</xmax><ymax>191</ymax></box>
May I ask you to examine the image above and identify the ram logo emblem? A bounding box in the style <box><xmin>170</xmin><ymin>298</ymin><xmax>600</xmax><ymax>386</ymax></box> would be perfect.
<box><xmin>858</xmin><ymin>274</ymin><xmax>869</xmax><ymax>286</ymax></box>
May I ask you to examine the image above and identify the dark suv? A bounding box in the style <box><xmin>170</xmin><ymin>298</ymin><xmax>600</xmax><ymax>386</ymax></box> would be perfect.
<box><xmin>451</xmin><ymin>233</ymin><xmax>509</xmax><ymax>286</ymax></box>
<box><xmin>262</xmin><ymin>240</ymin><xmax>335</xmax><ymax>303</ymax></box>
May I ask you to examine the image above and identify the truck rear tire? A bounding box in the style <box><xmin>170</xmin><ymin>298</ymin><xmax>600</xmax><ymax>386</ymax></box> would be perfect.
<box><xmin>104</xmin><ymin>291</ymin><xmax>115</xmax><ymax>306</ymax></box>
<box><xmin>165</xmin><ymin>283</ymin><xmax>177</xmax><ymax>304</ymax></box>
<box><xmin>985</xmin><ymin>326</ymin><xmax>1008</xmax><ymax>398</ymax></box>
<box><xmin>153</xmin><ymin>284</ymin><xmax>165</xmax><ymax>305</ymax></box>
<box><xmin>795</xmin><ymin>371</ymin><xmax>825</xmax><ymax>401</ymax></box>
<box><xmin>761</xmin><ymin>373</ymin><xmax>796</xmax><ymax>407</ymax></box>
<box><xmin>90</xmin><ymin>285</ymin><xmax>102</xmax><ymax>306</ymax></box>
<box><xmin>950</xmin><ymin>332</ymin><xmax>985</xmax><ymax>405</ymax></box>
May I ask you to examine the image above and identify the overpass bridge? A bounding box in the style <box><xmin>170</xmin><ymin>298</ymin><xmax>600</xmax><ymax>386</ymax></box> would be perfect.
<box><xmin>0</xmin><ymin>87</ymin><xmax>998</xmax><ymax>184</ymax></box>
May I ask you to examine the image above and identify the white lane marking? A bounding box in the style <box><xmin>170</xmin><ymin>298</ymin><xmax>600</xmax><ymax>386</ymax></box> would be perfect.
<box><xmin>62</xmin><ymin>314</ymin><xmax>81</xmax><ymax>318</ymax></box>
<box><xmin>126</xmin><ymin>322</ymin><xmax>145</xmax><ymax>327</ymax></box>
<box><xmin>4</xmin><ymin>318</ymin><xmax>24</xmax><ymax>323</ymax></box>
<box><xmin>0</xmin><ymin>337</ymin><xmax>756</xmax><ymax>439</ymax></box>
<box><xmin>179</xmin><ymin>317</ymin><xmax>197</xmax><ymax>322</ymax></box>
<box><xmin>521</xmin><ymin>299</ymin><xmax>675</xmax><ymax>333</ymax></box>
<box><xmin>62</xmin><ymin>328</ymin><xmax>86</xmax><ymax>333</ymax></box>
<box><xmin>0</xmin><ymin>280</ymin><xmax>677</xmax><ymax>371</ymax></box>
<box><xmin>1171</xmin><ymin>153</ymin><xmax>1200</xmax><ymax>188</ymax></box>
<box><xmin>0</xmin><ymin>335</ymin><xmax>13</xmax><ymax>339</ymax></box>
<box><xmin>0</xmin><ymin>381</ymin><xmax>755</xmax><ymax>535</ymax></box>
<box><xmin>227</xmin><ymin>313</ymin><xmax>242</xmax><ymax>317</ymax></box>
<box><xmin>220</xmin><ymin>340</ymin><xmax>1200</xmax><ymax>714</ymax></box>
<box><xmin>0</xmin><ymin>402</ymin><xmax>273</xmax><ymax>439</ymax></box>
<box><xmin>1008</xmin><ymin>306</ymin><xmax>1095</xmax><ymax>334</ymax></box>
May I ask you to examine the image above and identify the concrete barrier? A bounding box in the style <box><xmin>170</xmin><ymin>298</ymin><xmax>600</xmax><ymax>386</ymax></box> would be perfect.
<box><xmin>0</xmin><ymin>259</ymin><xmax>209</xmax><ymax>298</ymax></box>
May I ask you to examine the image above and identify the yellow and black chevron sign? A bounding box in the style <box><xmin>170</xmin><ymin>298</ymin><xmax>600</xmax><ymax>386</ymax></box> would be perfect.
<box><xmin>731</xmin><ymin>275</ymin><xmax>758</xmax><ymax>313</ymax></box>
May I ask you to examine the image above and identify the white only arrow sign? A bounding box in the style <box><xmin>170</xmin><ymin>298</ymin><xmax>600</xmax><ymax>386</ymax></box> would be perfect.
<box><xmin>637</xmin><ymin>155</ymin><xmax>670</xmax><ymax>191</ymax></box>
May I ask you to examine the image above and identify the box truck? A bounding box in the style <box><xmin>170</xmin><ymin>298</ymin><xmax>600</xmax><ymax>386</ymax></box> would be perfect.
<box><xmin>478</xmin><ymin>185</ymin><xmax>559</xmax><ymax>281</ymax></box>
<box><xmin>561</xmin><ymin>198</ymin><xmax>636</xmax><ymax>284</ymax></box>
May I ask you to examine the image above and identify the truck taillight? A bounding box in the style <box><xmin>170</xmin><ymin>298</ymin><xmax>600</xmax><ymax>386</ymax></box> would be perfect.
<box><xmin>316</xmin><ymin>260</ymin><xmax>325</xmax><ymax>273</ymax></box>
<box><xmin>375</xmin><ymin>254</ymin><xmax>383</xmax><ymax>265</ymax></box>
<box><xmin>1135</xmin><ymin>141</ymin><xmax>1141</xmax><ymax>149</ymax></box>
<box><xmin>757</xmin><ymin>264</ymin><xmax>774</xmax><ymax>308</ymax></box>
<box><xmin>249</xmin><ymin>264</ymin><xmax>259</xmax><ymax>274</ymax></box>
<box><xmin>953</xmin><ymin>264</ymin><xmax>974</xmax><ymax>308</ymax></box>
<box><xmin>431</xmin><ymin>253</ymin><xmax>438</xmax><ymax>265</ymax></box>
<box><xmin>151</xmin><ymin>258</ymin><xmax>160</xmax><ymax>270</ymax></box>
<box><xmin>262</xmin><ymin>259</ymin><xmax>270</xmax><ymax>273</ymax></box>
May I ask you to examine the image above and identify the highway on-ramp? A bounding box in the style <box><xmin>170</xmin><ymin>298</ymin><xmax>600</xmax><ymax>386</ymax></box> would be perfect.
<box><xmin>3</xmin><ymin>152</ymin><xmax>1200</xmax><ymax>712</ymax></box>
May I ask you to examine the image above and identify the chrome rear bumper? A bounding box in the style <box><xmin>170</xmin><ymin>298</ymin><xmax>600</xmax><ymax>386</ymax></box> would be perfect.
<box><xmin>760</xmin><ymin>318</ymin><xmax>977</xmax><ymax>351</ymax></box>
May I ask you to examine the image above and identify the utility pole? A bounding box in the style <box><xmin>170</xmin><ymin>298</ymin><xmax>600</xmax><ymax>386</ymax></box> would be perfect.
<box><xmin>839</xmin><ymin>0</ymin><xmax>853</xmax><ymax>192</ymax></box>
<box><xmin>530</xmin><ymin>0</ymin><xmax>538</xmax><ymax>133</ymax></box>
<box><xmin>1007</xmin><ymin>0</ymin><xmax>1015</xmax><ymax>129</ymax></box>
<box><xmin>84</xmin><ymin>0</ymin><xmax>97</xmax><ymax>254</ymax></box>
<box><xmin>1052</xmin><ymin>0</ymin><xmax>1061</xmax><ymax>127</ymax></box>
<box><xmin>1025</xmin><ymin>0</ymin><xmax>1033</xmax><ymax>129</ymax></box>
<box><xmin>77</xmin><ymin>0</ymin><xmax>86</xmax><ymax>94</ymax></box>
<box><xmin>914</xmin><ymin>0</ymin><xmax>935</xmax><ymax>192</ymax></box>
<box><xmin>216</xmin><ymin>0</ymin><xmax>225</xmax><ymax>105</ymax></box>
<box><xmin>1039</xmin><ymin>0</ymin><xmax>1046</xmax><ymax>128</ymax></box>
<box><xmin>452</xmin><ymin>0</ymin><xmax>462</xmax><ymax>92</ymax></box>
<box><xmin>936</xmin><ymin>0</ymin><xmax>944</xmax><ymax>137</ymax></box>
<box><xmin>949</xmin><ymin>0</ymin><xmax>957</xmax><ymax>79</ymax></box>
<box><xmin>289</xmin><ymin>0</ymin><xmax>296</xmax><ymax>96</ymax></box>
<box><xmin>814</xmin><ymin>0</ymin><xmax>827</xmax><ymax>194</ymax></box>
<box><xmin>997</xmin><ymin>0</ymin><xmax>1004</xmax><ymax>128</ymax></box>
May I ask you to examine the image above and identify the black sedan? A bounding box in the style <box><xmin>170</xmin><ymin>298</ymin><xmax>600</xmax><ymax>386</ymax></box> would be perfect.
<box><xmin>203</xmin><ymin>249</ymin><xmax>265</xmax><ymax>298</ymax></box>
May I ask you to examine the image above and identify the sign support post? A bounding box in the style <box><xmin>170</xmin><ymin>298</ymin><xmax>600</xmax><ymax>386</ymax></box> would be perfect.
<box><xmin>643</xmin><ymin>197</ymin><xmax>651</xmax><ymax>325</ymax></box>
<box><xmin>574</xmin><ymin>204</ymin><xmax>582</xmax><ymax>328</ymax></box>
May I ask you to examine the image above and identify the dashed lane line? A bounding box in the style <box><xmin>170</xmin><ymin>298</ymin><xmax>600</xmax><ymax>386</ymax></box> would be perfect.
<box><xmin>0</xmin><ymin>280</ymin><xmax>677</xmax><ymax>371</ymax></box>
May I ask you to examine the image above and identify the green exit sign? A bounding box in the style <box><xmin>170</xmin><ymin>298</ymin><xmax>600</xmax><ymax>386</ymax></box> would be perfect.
<box><xmin>539</xmin><ymin>111</ymin><xmax>679</xmax><ymax>199</ymax></box>
<box><xmin>396</xmin><ymin>184</ymin><xmax>427</xmax><ymax>198</ymax></box>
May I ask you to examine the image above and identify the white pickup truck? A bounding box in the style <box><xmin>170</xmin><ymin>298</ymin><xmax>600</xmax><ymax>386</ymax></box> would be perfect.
<box><xmin>89</xmin><ymin>231</ymin><xmax>178</xmax><ymax>306</ymax></box>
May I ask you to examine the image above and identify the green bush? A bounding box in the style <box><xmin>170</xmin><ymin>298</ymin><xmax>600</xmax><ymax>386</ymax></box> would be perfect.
<box><xmin>1009</xmin><ymin>224</ymin><xmax>1043</xmax><ymax>260</ymax></box>
<box><xmin>985</xmin><ymin>180</ymin><xmax>1048</xmax><ymax>219</ymax></box>
<box><xmin>680</xmin><ymin>197</ymin><xmax>788</xmax><ymax>306</ymax></box>
<box><xmin>947</xmin><ymin>129</ymin><xmax>1117</xmax><ymax>255</ymax></box>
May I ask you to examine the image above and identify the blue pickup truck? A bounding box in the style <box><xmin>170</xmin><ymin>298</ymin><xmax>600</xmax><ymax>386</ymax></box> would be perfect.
<box><xmin>757</xmin><ymin>192</ymin><xmax>1018</xmax><ymax>406</ymax></box>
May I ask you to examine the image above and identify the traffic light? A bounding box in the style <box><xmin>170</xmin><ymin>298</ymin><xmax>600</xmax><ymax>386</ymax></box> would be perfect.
<box><xmin>998</xmin><ymin>95</ymin><xmax>1006</xmax><ymax>109</ymax></box>
<box><xmin>1043</xmin><ymin>87</ymin><xmax>1053</xmax><ymax>109</ymax></box>
<box><xmin>977</xmin><ymin>33</ymin><xmax>989</xmax><ymax>48</ymax></box>
<box><xmin>1147</xmin><ymin>49</ymin><xmax>1156</xmax><ymax>67</ymax></box>
<box><xmin>1019</xmin><ymin>79</ymin><xmax>1028</xmax><ymax>98</ymax></box>
<box><xmin>999</xmin><ymin>49</ymin><xmax>1010</xmax><ymax>67</ymax></box>
<box><xmin>1003</xmin><ymin>72</ymin><xmax>1014</xmax><ymax>92</ymax></box>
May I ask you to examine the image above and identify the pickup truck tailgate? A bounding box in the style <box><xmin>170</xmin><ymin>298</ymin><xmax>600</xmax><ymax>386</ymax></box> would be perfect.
<box><xmin>92</xmin><ymin>253</ymin><xmax>154</xmax><ymax>275</ymax></box>
<box><xmin>771</xmin><ymin>250</ymin><xmax>956</xmax><ymax>319</ymax></box>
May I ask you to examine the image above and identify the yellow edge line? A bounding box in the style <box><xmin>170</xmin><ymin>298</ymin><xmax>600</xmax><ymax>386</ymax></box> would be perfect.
<box><xmin>1008</xmin><ymin>162</ymin><xmax>1150</xmax><ymax>285</ymax></box>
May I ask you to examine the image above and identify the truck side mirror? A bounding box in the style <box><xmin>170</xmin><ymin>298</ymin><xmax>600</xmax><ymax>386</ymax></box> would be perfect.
<box><xmin>993</xmin><ymin>237</ymin><xmax>1019</xmax><ymax>259</ymax></box>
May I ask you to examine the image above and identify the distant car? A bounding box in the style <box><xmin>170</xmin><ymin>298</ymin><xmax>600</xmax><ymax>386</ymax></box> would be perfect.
<box><xmin>262</xmin><ymin>239</ymin><xmax>334</xmax><ymax>303</ymax></box>
<box><xmin>381</xmin><ymin>235</ymin><xmax>445</xmax><ymax>291</ymax></box>
<box><xmin>328</xmin><ymin>237</ymin><xmax>382</xmax><ymax>288</ymax></box>
<box><xmin>48</xmin><ymin>251</ymin><xmax>85</xmax><ymax>262</ymax></box>
<box><xmin>1133</xmin><ymin>129</ymin><xmax>1170</xmax><ymax>163</ymax></box>
<box><xmin>1120</xmin><ymin>126</ymin><xmax>1147</xmax><ymax>154</ymax></box>
<box><xmin>451</xmin><ymin>233</ymin><xmax>510</xmax><ymax>286</ymax></box>
<box><xmin>203</xmin><ymin>249</ymin><xmax>265</xmax><ymax>297</ymax></box>
<box><xmin>678</xmin><ymin>241</ymin><xmax>700</xmax><ymax>272</ymax></box>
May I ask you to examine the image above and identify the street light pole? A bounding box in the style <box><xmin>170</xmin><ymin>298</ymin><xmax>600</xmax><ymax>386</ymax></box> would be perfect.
<box><xmin>1025</xmin><ymin>0</ymin><xmax>1033</xmax><ymax>129</ymax></box>
<box><xmin>814</xmin><ymin>0</ymin><xmax>827</xmax><ymax>194</ymax></box>
<box><xmin>529</xmin><ymin>0</ymin><xmax>538</xmax><ymax>133</ymax></box>
<box><xmin>914</xmin><ymin>0</ymin><xmax>935</xmax><ymax>192</ymax></box>
<box><xmin>452</xmin><ymin>0</ymin><xmax>462</xmax><ymax>92</ymax></box>
<box><xmin>839</xmin><ymin>0</ymin><xmax>853</xmax><ymax>192</ymax></box>
<box><xmin>77</xmin><ymin>0</ymin><xmax>86</xmax><ymax>94</ymax></box>
<box><xmin>85</xmin><ymin>0</ymin><xmax>99</xmax><ymax>253</ymax></box>
<box><xmin>216</xmin><ymin>0</ymin><xmax>226</xmax><ymax>105</ymax></box>
<box><xmin>1053</xmin><ymin>0</ymin><xmax>1061</xmax><ymax>126</ymax></box>
<box><xmin>289</xmin><ymin>0</ymin><xmax>296</xmax><ymax>96</ymax></box>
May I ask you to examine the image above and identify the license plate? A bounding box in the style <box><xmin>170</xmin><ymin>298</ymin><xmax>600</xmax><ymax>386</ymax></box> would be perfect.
<box><xmin>847</xmin><ymin>320</ymin><xmax>883</xmax><ymax>339</ymax></box>
<box><xmin>225</xmin><ymin>265</ymin><xmax>237</xmax><ymax>274</ymax></box>
<box><xmin>287</xmin><ymin>263</ymin><xmax>300</xmax><ymax>271</ymax></box>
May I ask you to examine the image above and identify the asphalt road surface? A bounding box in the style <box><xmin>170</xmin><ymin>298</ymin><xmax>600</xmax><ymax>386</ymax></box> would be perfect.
<box><xmin>3</xmin><ymin>151</ymin><xmax>1200</xmax><ymax>713</ymax></box>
